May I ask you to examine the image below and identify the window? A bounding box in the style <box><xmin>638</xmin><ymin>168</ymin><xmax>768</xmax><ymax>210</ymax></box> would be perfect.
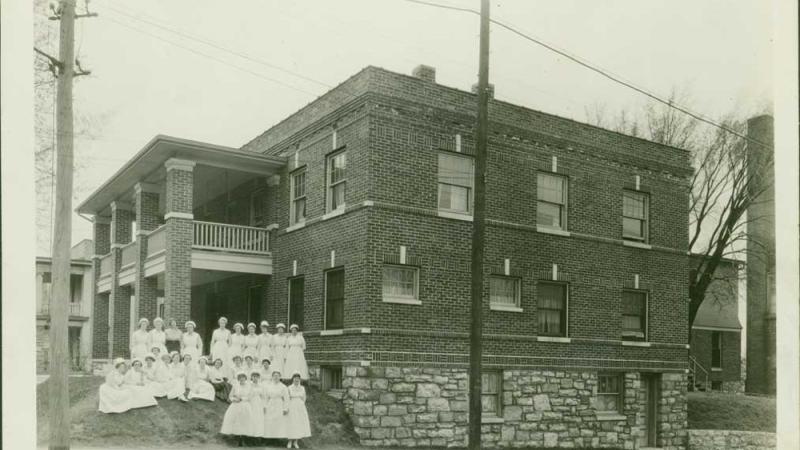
<box><xmin>382</xmin><ymin>265</ymin><xmax>419</xmax><ymax>301</ymax></box>
<box><xmin>70</xmin><ymin>274</ymin><xmax>83</xmax><ymax>304</ymax></box>
<box><xmin>711</xmin><ymin>381</ymin><xmax>722</xmax><ymax>391</ymax></box>
<box><xmin>289</xmin><ymin>277</ymin><xmax>305</xmax><ymax>329</ymax></box>
<box><xmin>490</xmin><ymin>276</ymin><xmax>520</xmax><ymax>308</ymax></box>
<box><xmin>596</xmin><ymin>373</ymin><xmax>623</xmax><ymax>413</ymax></box>
<box><xmin>538</xmin><ymin>282</ymin><xmax>567</xmax><ymax>337</ymax></box>
<box><xmin>622</xmin><ymin>291</ymin><xmax>647</xmax><ymax>341</ymax></box>
<box><xmin>481</xmin><ymin>371</ymin><xmax>502</xmax><ymax>416</ymax></box>
<box><xmin>290</xmin><ymin>170</ymin><xmax>306</xmax><ymax>225</ymax></box>
<box><xmin>711</xmin><ymin>331</ymin><xmax>722</xmax><ymax>369</ymax></box>
<box><xmin>320</xmin><ymin>366</ymin><xmax>343</xmax><ymax>391</ymax></box>
<box><xmin>438</xmin><ymin>153</ymin><xmax>474</xmax><ymax>214</ymax></box>
<box><xmin>537</xmin><ymin>172</ymin><xmax>568</xmax><ymax>229</ymax></box>
<box><xmin>623</xmin><ymin>190</ymin><xmax>649</xmax><ymax>242</ymax></box>
<box><xmin>250</xmin><ymin>189</ymin><xmax>268</xmax><ymax>227</ymax></box>
<box><xmin>326</xmin><ymin>151</ymin><xmax>346</xmax><ymax>212</ymax></box>
<box><xmin>325</xmin><ymin>268</ymin><xmax>344</xmax><ymax>330</ymax></box>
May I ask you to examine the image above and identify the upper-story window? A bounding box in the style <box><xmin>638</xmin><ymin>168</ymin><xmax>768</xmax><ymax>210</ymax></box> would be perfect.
<box><xmin>250</xmin><ymin>188</ymin><xmax>268</xmax><ymax>227</ymax></box>
<box><xmin>537</xmin><ymin>172</ymin><xmax>568</xmax><ymax>229</ymax></box>
<box><xmin>437</xmin><ymin>152</ymin><xmax>474</xmax><ymax>214</ymax></box>
<box><xmin>290</xmin><ymin>169</ymin><xmax>307</xmax><ymax>225</ymax></box>
<box><xmin>711</xmin><ymin>331</ymin><xmax>722</xmax><ymax>369</ymax></box>
<box><xmin>622</xmin><ymin>190</ymin><xmax>649</xmax><ymax>242</ymax></box>
<box><xmin>382</xmin><ymin>265</ymin><xmax>419</xmax><ymax>303</ymax></box>
<box><xmin>326</xmin><ymin>151</ymin><xmax>346</xmax><ymax>213</ymax></box>
<box><xmin>489</xmin><ymin>276</ymin><xmax>521</xmax><ymax>308</ymax></box>
<box><xmin>538</xmin><ymin>282</ymin><xmax>568</xmax><ymax>337</ymax></box>
<box><xmin>621</xmin><ymin>290</ymin><xmax>647</xmax><ymax>341</ymax></box>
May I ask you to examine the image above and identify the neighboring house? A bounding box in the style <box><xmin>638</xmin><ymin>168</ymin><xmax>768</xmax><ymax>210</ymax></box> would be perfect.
<box><xmin>36</xmin><ymin>239</ymin><xmax>94</xmax><ymax>373</ymax></box>
<box><xmin>744</xmin><ymin>115</ymin><xmax>776</xmax><ymax>395</ymax></box>
<box><xmin>689</xmin><ymin>256</ymin><xmax>743</xmax><ymax>393</ymax></box>
<box><xmin>77</xmin><ymin>65</ymin><xmax>692</xmax><ymax>449</ymax></box>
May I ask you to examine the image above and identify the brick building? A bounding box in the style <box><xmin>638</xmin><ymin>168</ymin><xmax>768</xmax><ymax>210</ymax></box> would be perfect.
<box><xmin>688</xmin><ymin>256</ymin><xmax>743</xmax><ymax>393</ymax></box>
<box><xmin>79</xmin><ymin>65</ymin><xmax>692</xmax><ymax>449</ymax></box>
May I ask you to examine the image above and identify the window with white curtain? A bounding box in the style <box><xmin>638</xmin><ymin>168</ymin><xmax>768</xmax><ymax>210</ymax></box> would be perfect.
<box><xmin>326</xmin><ymin>151</ymin><xmax>346</xmax><ymax>212</ymax></box>
<box><xmin>537</xmin><ymin>172</ymin><xmax>568</xmax><ymax>229</ymax></box>
<box><xmin>537</xmin><ymin>282</ymin><xmax>567</xmax><ymax>337</ymax></box>
<box><xmin>382</xmin><ymin>265</ymin><xmax>419</xmax><ymax>301</ymax></box>
<box><xmin>621</xmin><ymin>290</ymin><xmax>647</xmax><ymax>340</ymax></box>
<box><xmin>481</xmin><ymin>370</ymin><xmax>502</xmax><ymax>416</ymax></box>
<box><xmin>595</xmin><ymin>373</ymin><xmax>623</xmax><ymax>413</ymax></box>
<box><xmin>290</xmin><ymin>169</ymin><xmax>307</xmax><ymax>225</ymax></box>
<box><xmin>623</xmin><ymin>190</ymin><xmax>649</xmax><ymax>242</ymax></box>
<box><xmin>437</xmin><ymin>152</ymin><xmax>474</xmax><ymax>214</ymax></box>
<box><xmin>490</xmin><ymin>276</ymin><xmax>520</xmax><ymax>307</ymax></box>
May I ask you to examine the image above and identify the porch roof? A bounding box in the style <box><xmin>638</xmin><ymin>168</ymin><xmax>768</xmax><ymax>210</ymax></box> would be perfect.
<box><xmin>76</xmin><ymin>135</ymin><xmax>286</xmax><ymax>215</ymax></box>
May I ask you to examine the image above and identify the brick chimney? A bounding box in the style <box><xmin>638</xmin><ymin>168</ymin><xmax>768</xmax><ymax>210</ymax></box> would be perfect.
<box><xmin>471</xmin><ymin>82</ymin><xmax>495</xmax><ymax>99</ymax></box>
<box><xmin>412</xmin><ymin>64</ymin><xmax>436</xmax><ymax>83</ymax></box>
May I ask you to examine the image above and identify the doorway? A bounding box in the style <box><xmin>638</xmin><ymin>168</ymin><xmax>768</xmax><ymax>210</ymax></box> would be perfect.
<box><xmin>68</xmin><ymin>326</ymin><xmax>81</xmax><ymax>371</ymax></box>
<box><xmin>640</xmin><ymin>373</ymin><xmax>660</xmax><ymax>447</ymax></box>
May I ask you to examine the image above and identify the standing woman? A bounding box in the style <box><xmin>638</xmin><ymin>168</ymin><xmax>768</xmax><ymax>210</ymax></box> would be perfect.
<box><xmin>220</xmin><ymin>372</ymin><xmax>253</xmax><ymax>446</ymax></box>
<box><xmin>286</xmin><ymin>372</ymin><xmax>311</xmax><ymax>448</ymax></box>
<box><xmin>210</xmin><ymin>317</ymin><xmax>231</xmax><ymax>364</ymax></box>
<box><xmin>181</xmin><ymin>321</ymin><xmax>202</xmax><ymax>361</ymax></box>
<box><xmin>164</xmin><ymin>318</ymin><xmax>182</xmax><ymax>354</ymax></box>
<box><xmin>262</xmin><ymin>370</ymin><xmax>289</xmax><ymax>442</ymax></box>
<box><xmin>270</xmin><ymin>324</ymin><xmax>288</xmax><ymax>376</ymax></box>
<box><xmin>247</xmin><ymin>372</ymin><xmax>265</xmax><ymax>441</ymax></box>
<box><xmin>148</xmin><ymin>317</ymin><xmax>168</xmax><ymax>356</ymax></box>
<box><xmin>283</xmin><ymin>324</ymin><xmax>309</xmax><ymax>381</ymax></box>
<box><xmin>229</xmin><ymin>323</ymin><xmax>246</xmax><ymax>366</ymax></box>
<box><xmin>257</xmin><ymin>321</ymin><xmax>272</xmax><ymax>364</ymax></box>
<box><xmin>243</xmin><ymin>323</ymin><xmax>259</xmax><ymax>361</ymax></box>
<box><xmin>130</xmin><ymin>318</ymin><xmax>150</xmax><ymax>360</ymax></box>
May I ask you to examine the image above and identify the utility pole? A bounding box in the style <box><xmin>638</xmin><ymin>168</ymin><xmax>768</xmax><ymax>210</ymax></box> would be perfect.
<box><xmin>468</xmin><ymin>1</ymin><xmax>490</xmax><ymax>449</ymax></box>
<box><xmin>36</xmin><ymin>1</ymin><xmax>95</xmax><ymax>448</ymax></box>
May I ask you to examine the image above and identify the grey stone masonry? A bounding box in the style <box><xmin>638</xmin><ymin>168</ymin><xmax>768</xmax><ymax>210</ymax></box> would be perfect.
<box><xmin>687</xmin><ymin>430</ymin><xmax>775</xmax><ymax>450</ymax></box>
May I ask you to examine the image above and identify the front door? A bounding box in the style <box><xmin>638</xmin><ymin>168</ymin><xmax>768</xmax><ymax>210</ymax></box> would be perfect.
<box><xmin>640</xmin><ymin>373</ymin><xmax>660</xmax><ymax>447</ymax></box>
<box><xmin>68</xmin><ymin>326</ymin><xmax>81</xmax><ymax>370</ymax></box>
<box><xmin>288</xmin><ymin>277</ymin><xmax>304</xmax><ymax>329</ymax></box>
<box><xmin>247</xmin><ymin>285</ymin><xmax>263</xmax><ymax>323</ymax></box>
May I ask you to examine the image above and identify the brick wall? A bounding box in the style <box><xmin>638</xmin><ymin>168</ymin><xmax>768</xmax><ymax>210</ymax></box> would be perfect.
<box><xmin>689</xmin><ymin>329</ymin><xmax>741</xmax><ymax>383</ymax></box>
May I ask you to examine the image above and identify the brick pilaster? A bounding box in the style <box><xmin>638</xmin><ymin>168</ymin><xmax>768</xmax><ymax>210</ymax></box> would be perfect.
<box><xmin>91</xmin><ymin>216</ymin><xmax>111</xmax><ymax>358</ymax></box>
<box><xmin>109</xmin><ymin>201</ymin><xmax>134</xmax><ymax>358</ymax></box>
<box><xmin>135</xmin><ymin>182</ymin><xmax>161</xmax><ymax>321</ymax></box>
<box><xmin>164</xmin><ymin>159</ymin><xmax>195</xmax><ymax>325</ymax></box>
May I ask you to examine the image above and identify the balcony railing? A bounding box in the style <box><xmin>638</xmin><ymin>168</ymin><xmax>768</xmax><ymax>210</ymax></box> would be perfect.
<box><xmin>147</xmin><ymin>225</ymin><xmax>167</xmax><ymax>257</ymax></box>
<box><xmin>193</xmin><ymin>221</ymin><xmax>270</xmax><ymax>254</ymax></box>
<box><xmin>120</xmin><ymin>241</ymin><xmax>137</xmax><ymax>268</ymax></box>
<box><xmin>99</xmin><ymin>253</ymin><xmax>113</xmax><ymax>278</ymax></box>
<box><xmin>39</xmin><ymin>302</ymin><xmax>84</xmax><ymax>316</ymax></box>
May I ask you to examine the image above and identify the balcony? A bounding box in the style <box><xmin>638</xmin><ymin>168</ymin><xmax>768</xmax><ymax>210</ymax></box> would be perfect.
<box><xmin>38</xmin><ymin>302</ymin><xmax>86</xmax><ymax>318</ymax></box>
<box><xmin>118</xmin><ymin>241</ymin><xmax>137</xmax><ymax>285</ymax></box>
<box><xmin>193</xmin><ymin>221</ymin><xmax>270</xmax><ymax>254</ymax></box>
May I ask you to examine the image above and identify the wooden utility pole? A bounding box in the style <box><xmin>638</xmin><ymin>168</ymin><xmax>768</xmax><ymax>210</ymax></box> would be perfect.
<box><xmin>468</xmin><ymin>1</ymin><xmax>490</xmax><ymax>449</ymax></box>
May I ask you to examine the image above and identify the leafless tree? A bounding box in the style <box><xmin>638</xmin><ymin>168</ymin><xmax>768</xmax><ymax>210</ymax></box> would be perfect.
<box><xmin>587</xmin><ymin>89</ymin><xmax>772</xmax><ymax>328</ymax></box>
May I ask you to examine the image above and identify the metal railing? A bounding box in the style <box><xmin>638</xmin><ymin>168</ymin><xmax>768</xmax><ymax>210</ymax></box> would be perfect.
<box><xmin>689</xmin><ymin>355</ymin><xmax>709</xmax><ymax>391</ymax></box>
<box><xmin>193</xmin><ymin>221</ymin><xmax>270</xmax><ymax>254</ymax></box>
<box><xmin>38</xmin><ymin>302</ymin><xmax>84</xmax><ymax>316</ymax></box>
<box><xmin>99</xmin><ymin>253</ymin><xmax>113</xmax><ymax>277</ymax></box>
<box><xmin>147</xmin><ymin>225</ymin><xmax>167</xmax><ymax>257</ymax></box>
<box><xmin>120</xmin><ymin>241</ymin><xmax>137</xmax><ymax>267</ymax></box>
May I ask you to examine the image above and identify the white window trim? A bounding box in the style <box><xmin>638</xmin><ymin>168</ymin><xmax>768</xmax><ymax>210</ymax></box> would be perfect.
<box><xmin>381</xmin><ymin>265</ymin><xmax>420</xmax><ymax>304</ymax></box>
<box><xmin>383</xmin><ymin>297</ymin><xmax>423</xmax><ymax>306</ymax></box>
<box><xmin>437</xmin><ymin>210</ymin><xmax>473</xmax><ymax>222</ymax></box>
<box><xmin>322</xmin><ymin>207</ymin><xmax>346</xmax><ymax>221</ymax></box>
<box><xmin>537</xmin><ymin>281</ymin><xmax>570</xmax><ymax>339</ymax></box>
<box><xmin>537</xmin><ymin>336</ymin><xmax>571</xmax><ymax>343</ymax></box>
<box><xmin>489</xmin><ymin>275</ymin><xmax>521</xmax><ymax>309</ymax></box>
<box><xmin>622</xmin><ymin>190</ymin><xmax>649</xmax><ymax>243</ymax></box>
<box><xmin>623</xmin><ymin>240</ymin><xmax>652</xmax><ymax>250</ymax></box>
<box><xmin>324</xmin><ymin>268</ymin><xmax>345</xmax><ymax>331</ymax></box>
<box><xmin>437</xmin><ymin>152</ymin><xmax>474</xmax><ymax>215</ymax></box>
<box><xmin>289</xmin><ymin>169</ymin><xmax>307</xmax><ymax>226</ymax></box>
<box><xmin>621</xmin><ymin>341</ymin><xmax>651</xmax><ymax>347</ymax></box>
<box><xmin>285</xmin><ymin>221</ymin><xmax>306</xmax><ymax>233</ymax></box>
<box><xmin>490</xmin><ymin>304</ymin><xmax>523</xmax><ymax>313</ymax></box>
<box><xmin>536</xmin><ymin>225</ymin><xmax>571</xmax><ymax>237</ymax></box>
<box><xmin>621</xmin><ymin>289</ymin><xmax>648</xmax><ymax>341</ymax></box>
<box><xmin>326</xmin><ymin>150</ymin><xmax>346</xmax><ymax>214</ymax></box>
<box><xmin>536</xmin><ymin>172</ymin><xmax>569</xmax><ymax>230</ymax></box>
<box><xmin>287</xmin><ymin>276</ymin><xmax>303</xmax><ymax>327</ymax></box>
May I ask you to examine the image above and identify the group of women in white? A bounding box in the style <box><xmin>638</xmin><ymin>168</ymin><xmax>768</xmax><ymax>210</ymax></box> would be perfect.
<box><xmin>99</xmin><ymin>316</ymin><xmax>311</xmax><ymax>447</ymax></box>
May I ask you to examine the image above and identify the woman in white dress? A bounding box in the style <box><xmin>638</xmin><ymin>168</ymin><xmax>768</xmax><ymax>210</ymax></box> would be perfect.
<box><xmin>286</xmin><ymin>372</ymin><xmax>311</xmax><ymax>448</ymax></box>
<box><xmin>99</xmin><ymin>358</ymin><xmax>134</xmax><ymax>413</ymax></box>
<box><xmin>147</xmin><ymin>317</ymin><xmax>167</xmax><ymax>355</ymax></box>
<box><xmin>259</xmin><ymin>358</ymin><xmax>274</xmax><ymax>382</ymax></box>
<box><xmin>210</xmin><ymin>317</ymin><xmax>231</xmax><ymax>364</ymax></box>
<box><xmin>243</xmin><ymin>323</ymin><xmax>259</xmax><ymax>361</ymax></box>
<box><xmin>130</xmin><ymin>318</ymin><xmax>150</xmax><ymax>360</ymax></box>
<box><xmin>270</xmin><ymin>323</ymin><xmax>288</xmax><ymax>376</ymax></box>
<box><xmin>247</xmin><ymin>372</ymin><xmax>266</xmax><ymax>439</ymax></box>
<box><xmin>122</xmin><ymin>358</ymin><xmax>158</xmax><ymax>409</ymax></box>
<box><xmin>262</xmin><ymin>370</ymin><xmax>289</xmax><ymax>440</ymax></box>
<box><xmin>166</xmin><ymin>352</ymin><xmax>188</xmax><ymax>401</ymax></box>
<box><xmin>181</xmin><ymin>321</ymin><xmax>202</xmax><ymax>361</ymax></box>
<box><xmin>220</xmin><ymin>371</ymin><xmax>253</xmax><ymax>446</ymax></box>
<box><xmin>154</xmin><ymin>353</ymin><xmax>173</xmax><ymax>397</ymax></box>
<box><xmin>283</xmin><ymin>324</ymin><xmax>309</xmax><ymax>381</ymax></box>
<box><xmin>229</xmin><ymin>323</ymin><xmax>245</xmax><ymax>366</ymax></box>
<box><xmin>143</xmin><ymin>353</ymin><xmax>167</xmax><ymax>398</ymax></box>
<box><xmin>257</xmin><ymin>321</ymin><xmax>272</xmax><ymax>363</ymax></box>
<box><xmin>187</xmin><ymin>356</ymin><xmax>215</xmax><ymax>401</ymax></box>
<box><xmin>165</xmin><ymin>318</ymin><xmax>182</xmax><ymax>354</ymax></box>
<box><xmin>209</xmin><ymin>358</ymin><xmax>231</xmax><ymax>402</ymax></box>
<box><xmin>243</xmin><ymin>355</ymin><xmax>258</xmax><ymax>379</ymax></box>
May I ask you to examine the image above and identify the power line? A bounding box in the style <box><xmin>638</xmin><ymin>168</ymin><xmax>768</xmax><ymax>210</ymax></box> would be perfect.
<box><xmin>399</xmin><ymin>0</ymin><xmax>769</xmax><ymax>149</ymax></box>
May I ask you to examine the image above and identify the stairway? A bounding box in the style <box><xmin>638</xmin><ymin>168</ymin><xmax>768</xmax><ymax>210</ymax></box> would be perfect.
<box><xmin>688</xmin><ymin>356</ymin><xmax>710</xmax><ymax>391</ymax></box>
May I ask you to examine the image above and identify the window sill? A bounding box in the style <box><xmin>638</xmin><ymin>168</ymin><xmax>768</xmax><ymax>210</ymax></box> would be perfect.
<box><xmin>322</xmin><ymin>207</ymin><xmax>346</xmax><ymax>221</ymax></box>
<box><xmin>481</xmin><ymin>416</ymin><xmax>504</xmax><ymax>424</ymax></box>
<box><xmin>537</xmin><ymin>336</ymin><xmax>571</xmax><ymax>343</ymax></box>
<box><xmin>595</xmin><ymin>413</ymin><xmax>627</xmax><ymax>421</ymax></box>
<box><xmin>536</xmin><ymin>226</ymin><xmax>571</xmax><ymax>237</ymax></box>
<box><xmin>622</xmin><ymin>341</ymin><xmax>651</xmax><ymax>347</ymax></box>
<box><xmin>437</xmin><ymin>210</ymin><xmax>473</xmax><ymax>222</ymax></box>
<box><xmin>623</xmin><ymin>240</ymin><xmax>652</xmax><ymax>250</ymax></box>
<box><xmin>382</xmin><ymin>297</ymin><xmax>422</xmax><ymax>306</ymax></box>
<box><xmin>285</xmin><ymin>221</ymin><xmax>306</xmax><ymax>233</ymax></box>
<box><xmin>320</xmin><ymin>329</ymin><xmax>344</xmax><ymax>336</ymax></box>
<box><xmin>711</xmin><ymin>367</ymin><xmax>722</xmax><ymax>372</ymax></box>
<box><xmin>490</xmin><ymin>304</ymin><xmax>523</xmax><ymax>313</ymax></box>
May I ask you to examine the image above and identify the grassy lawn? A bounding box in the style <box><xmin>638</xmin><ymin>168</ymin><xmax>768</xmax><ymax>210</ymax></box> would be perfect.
<box><xmin>687</xmin><ymin>392</ymin><xmax>776</xmax><ymax>432</ymax></box>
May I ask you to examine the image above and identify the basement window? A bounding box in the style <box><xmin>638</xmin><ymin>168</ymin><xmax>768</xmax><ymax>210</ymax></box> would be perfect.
<box><xmin>320</xmin><ymin>366</ymin><xmax>343</xmax><ymax>391</ymax></box>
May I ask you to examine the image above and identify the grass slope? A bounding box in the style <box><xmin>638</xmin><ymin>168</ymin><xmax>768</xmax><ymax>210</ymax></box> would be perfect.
<box><xmin>37</xmin><ymin>376</ymin><xmax>358</xmax><ymax>448</ymax></box>
<box><xmin>687</xmin><ymin>392</ymin><xmax>776</xmax><ymax>432</ymax></box>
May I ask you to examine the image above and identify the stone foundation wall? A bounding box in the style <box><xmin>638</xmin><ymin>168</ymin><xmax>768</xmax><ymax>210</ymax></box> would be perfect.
<box><xmin>687</xmin><ymin>430</ymin><xmax>775</xmax><ymax>450</ymax></box>
<box><xmin>311</xmin><ymin>365</ymin><xmax>687</xmax><ymax>449</ymax></box>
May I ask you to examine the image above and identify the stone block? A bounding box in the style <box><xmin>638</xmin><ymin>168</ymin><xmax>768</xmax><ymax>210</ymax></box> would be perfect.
<box><xmin>503</xmin><ymin>405</ymin><xmax>523</xmax><ymax>421</ymax></box>
<box><xmin>388</xmin><ymin>404</ymin><xmax>407</xmax><ymax>415</ymax></box>
<box><xmin>354</xmin><ymin>401</ymin><xmax>373</xmax><ymax>415</ymax></box>
<box><xmin>395</xmin><ymin>427</ymin><xmax>411</xmax><ymax>438</ymax></box>
<box><xmin>533</xmin><ymin>393</ymin><xmax>552</xmax><ymax>411</ymax></box>
<box><xmin>438</xmin><ymin>412</ymin><xmax>454</xmax><ymax>422</ymax></box>
<box><xmin>373</xmin><ymin>405</ymin><xmax>387</xmax><ymax>416</ymax></box>
<box><xmin>449</xmin><ymin>400</ymin><xmax>468</xmax><ymax>412</ymax></box>
<box><xmin>352</xmin><ymin>377</ymin><xmax>371</xmax><ymax>389</ymax></box>
<box><xmin>417</xmin><ymin>413</ymin><xmax>438</xmax><ymax>423</ymax></box>
<box><xmin>371</xmin><ymin>427</ymin><xmax>393</xmax><ymax>439</ymax></box>
<box><xmin>385</xmin><ymin>367</ymin><xmax>402</xmax><ymax>378</ymax></box>
<box><xmin>544</xmin><ymin>432</ymin><xmax>559</xmax><ymax>447</ymax></box>
<box><xmin>416</xmin><ymin>383</ymin><xmax>441</xmax><ymax>397</ymax></box>
<box><xmin>372</xmin><ymin>378</ymin><xmax>389</xmax><ymax>390</ymax></box>
<box><xmin>391</xmin><ymin>382</ymin><xmax>415</xmax><ymax>393</ymax></box>
<box><xmin>428</xmin><ymin>397</ymin><xmax>450</xmax><ymax>411</ymax></box>
<box><xmin>501</xmin><ymin>425</ymin><xmax>516</xmax><ymax>441</ymax></box>
<box><xmin>345</xmin><ymin>366</ymin><xmax>359</xmax><ymax>377</ymax></box>
<box><xmin>379</xmin><ymin>393</ymin><xmax>396</xmax><ymax>404</ymax></box>
<box><xmin>380</xmin><ymin>416</ymin><xmax>402</xmax><ymax>427</ymax></box>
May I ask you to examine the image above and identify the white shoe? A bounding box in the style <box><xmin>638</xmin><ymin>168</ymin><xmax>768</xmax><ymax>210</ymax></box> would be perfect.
<box><xmin>286</xmin><ymin>442</ymin><xmax>292</xmax><ymax>448</ymax></box>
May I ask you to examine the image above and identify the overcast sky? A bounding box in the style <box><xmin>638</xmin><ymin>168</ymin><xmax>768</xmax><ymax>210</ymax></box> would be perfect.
<box><xmin>33</xmin><ymin>0</ymin><xmax>773</xmax><ymax>253</ymax></box>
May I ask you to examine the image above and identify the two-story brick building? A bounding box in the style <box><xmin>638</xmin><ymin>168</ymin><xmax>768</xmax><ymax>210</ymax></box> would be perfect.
<box><xmin>79</xmin><ymin>65</ymin><xmax>692</xmax><ymax>449</ymax></box>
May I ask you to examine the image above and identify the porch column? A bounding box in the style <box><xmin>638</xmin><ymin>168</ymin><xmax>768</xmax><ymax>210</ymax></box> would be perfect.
<box><xmin>91</xmin><ymin>216</ymin><xmax>110</xmax><ymax>359</ymax></box>
<box><xmin>109</xmin><ymin>201</ymin><xmax>134</xmax><ymax>358</ymax></box>
<box><xmin>164</xmin><ymin>158</ymin><xmax>195</xmax><ymax>326</ymax></box>
<box><xmin>134</xmin><ymin>182</ymin><xmax>161</xmax><ymax>321</ymax></box>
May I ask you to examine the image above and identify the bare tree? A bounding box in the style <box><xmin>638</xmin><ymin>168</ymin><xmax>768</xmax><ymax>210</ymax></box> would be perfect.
<box><xmin>587</xmin><ymin>89</ymin><xmax>772</xmax><ymax>329</ymax></box>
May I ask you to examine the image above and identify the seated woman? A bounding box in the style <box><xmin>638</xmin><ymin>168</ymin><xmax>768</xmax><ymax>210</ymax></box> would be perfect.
<box><xmin>166</xmin><ymin>351</ymin><xmax>188</xmax><ymax>402</ymax></box>
<box><xmin>143</xmin><ymin>353</ymin><xmax>167</xmax><ymax>398</ymax></box>
<box><xmin>208</xmin><ymin>358</ymin><xmax>231</xmax><ymax>402</ymax></box>
<box><xmin>99</xmin><ymin>358</ymin><xmax>134</xmax><ymax>413</ymax></box>
<box><xmin>122</xmin><ymin>358</ymin><xmax>158</xmax><ymax>410</ymax></box>
<box><xmin>187</xmin><ymin>356</ymin><xmax>215</xmax><ymax>401</ymax></box>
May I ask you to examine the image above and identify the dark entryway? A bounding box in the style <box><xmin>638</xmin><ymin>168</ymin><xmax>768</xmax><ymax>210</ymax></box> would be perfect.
<box><xmin>289</xmin><ymin>277</ymin><xmax>304</xmax><ymax>329</ymax></box>
<box><xmin>640</xmin><ymin>373</ymin><xmax>660</xmax><ymax>447</ymax></box>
